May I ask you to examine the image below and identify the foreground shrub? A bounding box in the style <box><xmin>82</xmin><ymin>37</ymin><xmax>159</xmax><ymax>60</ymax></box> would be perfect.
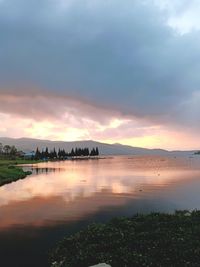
<box><xmin>50</xmin><ymin>211</ymin><xmax>200</xmax><ymax>267</ymax></box>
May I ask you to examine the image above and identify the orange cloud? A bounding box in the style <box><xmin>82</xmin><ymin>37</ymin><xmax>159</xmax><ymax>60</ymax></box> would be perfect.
<box><xmin>0</xmin><ymin>89</ymin><xmax>200</xmax><ymax>150</ymax></box>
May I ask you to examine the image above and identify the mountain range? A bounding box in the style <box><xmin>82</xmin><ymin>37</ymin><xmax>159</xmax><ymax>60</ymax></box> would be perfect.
<box><xmin>0</xmin><ymin>137</ymin><xmax>197</xmax><ymax>156</ymax></box>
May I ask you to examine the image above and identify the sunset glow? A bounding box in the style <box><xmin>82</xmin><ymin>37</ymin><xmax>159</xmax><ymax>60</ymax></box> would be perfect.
<box><xmin>1</xmin><ymin>2</ymin><xmax>200</xmax><ymax>266</ymax></box>
<box><xmin>0</xmin><ymin>0</ymin><xmax>200</xmax><ymax>150</ymax></box>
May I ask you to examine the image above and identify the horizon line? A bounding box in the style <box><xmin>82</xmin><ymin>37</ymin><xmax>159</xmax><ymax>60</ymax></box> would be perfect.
<box><xmin>0</xmin><ymin>136</ymin><xmax>198</xmax><ymax>152</ymax></box>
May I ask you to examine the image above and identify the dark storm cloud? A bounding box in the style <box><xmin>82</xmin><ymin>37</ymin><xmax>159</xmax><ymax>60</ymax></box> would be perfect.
<box><xmin>0</xmin><ymin>0</ymin><xmax>200</xmax><ymax>126</ymax></box>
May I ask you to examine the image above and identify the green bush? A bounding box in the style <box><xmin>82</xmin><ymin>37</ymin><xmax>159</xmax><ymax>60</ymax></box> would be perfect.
<box><xmin>50</xmin><ymin>211</ymin><xmax>200</xmax><ymax>267</ymax></box>
<box><xmin>0</xmin><ymin>165</ymin><xmax>32</xmax><ymax>186</ymax></box>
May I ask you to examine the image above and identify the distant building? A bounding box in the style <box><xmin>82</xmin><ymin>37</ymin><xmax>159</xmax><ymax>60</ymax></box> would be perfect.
<box><xmin>24</xmin><ymin>151</ymin><xmax>35</xmax><ymax>159</ymax></box>
<box><xmin>16</xmin><ymin>151</ymin><xmax>26</xmax><ymax>158</ymax></box>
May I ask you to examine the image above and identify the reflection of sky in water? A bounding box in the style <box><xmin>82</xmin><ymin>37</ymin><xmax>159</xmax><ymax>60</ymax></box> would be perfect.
<box><xmin>0</xmin><ymin>156</ymin><xmax>200</xmax><ymax>228</ymax></box>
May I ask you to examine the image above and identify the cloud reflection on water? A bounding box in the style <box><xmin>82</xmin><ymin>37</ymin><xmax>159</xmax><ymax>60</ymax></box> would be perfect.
<box><xmin>0</xmin><ymin>156</ymin><xmax>200</xmax><ymax>228</ymax></box>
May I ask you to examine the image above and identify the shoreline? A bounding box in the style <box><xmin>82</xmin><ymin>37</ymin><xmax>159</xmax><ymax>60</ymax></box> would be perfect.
<box><xmin>0</xmin><ymin>157</ymin><xmax>102</xmax><ymax>187</ymax></box>
<box><xmin>0</xmin><ymin>159</ymin><xmax>41</xmax><ymax>186</ymax></box>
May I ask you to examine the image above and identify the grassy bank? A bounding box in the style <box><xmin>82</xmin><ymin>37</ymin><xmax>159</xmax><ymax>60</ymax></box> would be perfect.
<box><xmin>0</xmin><ymin>158</ymin><xmax>39</xmax><ymax>186</ymax></box>
<box><xmin>50</xmin><ymin>210</ymin><xmax>200</xmax><ymax>267</ymax></box>
<box><xmin>0</xmin><ymin>165</ymin><xmax>32</xmax><ymax>186</ymax></box>
<box><xmin>0</xmin><ymin>158</ymin><xmax>41</xmax><ymax>166</ymax></box>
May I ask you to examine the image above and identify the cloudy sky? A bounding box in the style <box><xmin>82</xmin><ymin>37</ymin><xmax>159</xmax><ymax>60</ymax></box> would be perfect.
<box><xmin>0</xmin><ymin>0</ymin><xmax>200</xmax><ymax>150</ymax></box>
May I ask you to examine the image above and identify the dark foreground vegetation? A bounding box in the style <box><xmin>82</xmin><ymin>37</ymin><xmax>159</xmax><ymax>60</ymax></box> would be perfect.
<box><xmin>50</xmin><ymin>210</ymin><xmax>200</xmax><ymax>267</ymax></box>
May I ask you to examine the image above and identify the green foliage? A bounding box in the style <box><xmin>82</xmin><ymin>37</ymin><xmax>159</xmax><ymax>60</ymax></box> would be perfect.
<box><xmin>0</xmin><ymin>158</ymin><xmax>35</xmax><ymax>186</ymax></box>
<box><xmin>0</xmin><ymin>158</ymin><xmax>41</xmax><ymax>166</ymax></box>
<box><xmin>0</xmin><ymin>165</ymin><xmax>31</xmax><ymax>186</ymax></box>
<box><xmin>0</xmin><ymin>144</ymin><xmax>18</xmax><ymax>156</ymax></box>
<box><xmin>50</xmin><ymin>211</ymin><xmax>200</xmax><ymax>267</ymax></box>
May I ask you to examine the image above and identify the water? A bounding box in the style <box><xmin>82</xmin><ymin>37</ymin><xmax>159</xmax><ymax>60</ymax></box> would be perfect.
<box><xmin>0</xmin><ymin>155</ymin><xmax>200</xmax><ymax>267</ymax></box>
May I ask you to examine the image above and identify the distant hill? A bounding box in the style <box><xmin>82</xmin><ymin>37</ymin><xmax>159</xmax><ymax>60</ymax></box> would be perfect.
<box><xmin>0</xmin><ymin>137</ymin><xmax>196</xmax><ymax>156</ymax></box>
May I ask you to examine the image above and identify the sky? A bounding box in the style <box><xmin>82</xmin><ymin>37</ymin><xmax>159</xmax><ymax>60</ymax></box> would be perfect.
<box><xmin>0</xmin><ymin>0</ymin><xmax>200</xmax><ymax>150</ymax></box>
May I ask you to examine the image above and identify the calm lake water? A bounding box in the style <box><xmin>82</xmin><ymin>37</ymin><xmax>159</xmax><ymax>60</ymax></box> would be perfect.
<box><xmin>0</xmin><ymin>155</ymin><xmax>200</xmax><ymax>267</ymax></box>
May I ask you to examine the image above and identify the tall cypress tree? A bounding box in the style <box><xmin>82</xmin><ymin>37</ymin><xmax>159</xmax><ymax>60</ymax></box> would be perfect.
<box><xmin>53</xmin><ymin>148</ymin><xmax>57</xmax><ymax>158</ymax></box>
<box><xmin>71</xmin><ymin>148</ymin><xmax>75</xmax><ymax>157</ymax></box>
<box><xmin>58</xmin><ymin>148</ymin><xmax>61</xmax><ymax>159</ymax></box>
<box><xmin>95</xmin><ymin>147</ymin><xmax>99</xmax><ymax>156</ymax></box>
<box><xmin>45</xmin><ymin>147</ymin><xmax>49</xmax><ymax>158</ymax></box>
<box><xmin>41</xmin><ymin>150</ymin><xmax>45</xmax><ymax>159</ymax></box>
<box><xmin>35</xmin><ymin>147</ymin><xmax>41</xmax><ymax>160</ymax></box>
<box><xmin>90</xmin><ymin>148</ymin><xmax>95</xmax><ymax>156</ymax></box>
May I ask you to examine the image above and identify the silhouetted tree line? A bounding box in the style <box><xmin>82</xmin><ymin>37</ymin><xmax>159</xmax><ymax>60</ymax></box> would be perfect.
<box><xmin>35</xmin><ymin>147</ymin><xmax>99</xmax><ymax>160</ymax></box>
<box><xmin>0</xmin><ymin>143</ymin><xmax>18</xmax><ymax>156</ymax></box>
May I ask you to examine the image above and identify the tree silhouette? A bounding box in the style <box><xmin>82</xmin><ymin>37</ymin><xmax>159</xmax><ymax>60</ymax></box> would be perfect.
<box><xmin>35</xmin><ymin>147</ymin><xmax>41</xmax><ymax>160</ymax></box>
<box><xmin>45</xmin><ymin>147</ymin><xmax>49</xmax><ymax>158</ymax></box>
<box><xmin>34</xmin><ymin>146</ymin><xmax>99</xmax><ymax>160</ymax></box>
<box><xmin>3</xmin><ymin>145</ymin><xmax>11</xmax><ymax>155</ymax></box>
<box><xmin>53</xmin><ymin>148</ymin><xmax>57</xmax><ymax>158</ymax></box>
<box><xmin>71</xmin><ymin>148</ymin><xmax>75</xmax><ymax>157</ymax></box>
<box><xmin>0</xmin><ymin>143</ymin><xmax>3</xmax><ymax>154</ymax></box>
<box><xmin>10</xmin><ymin>146</ymin><xmax>17</xmax><ymax>156</ymax></box>
<box><xmin>90</xmin><ymin>148</ymin><xmax>96</xmax><ymax>156</ymax></box>
<box><xmin>95</xmin><ymin>147</ymin><xmax>99</xmax><ymax>156</ymax></box>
